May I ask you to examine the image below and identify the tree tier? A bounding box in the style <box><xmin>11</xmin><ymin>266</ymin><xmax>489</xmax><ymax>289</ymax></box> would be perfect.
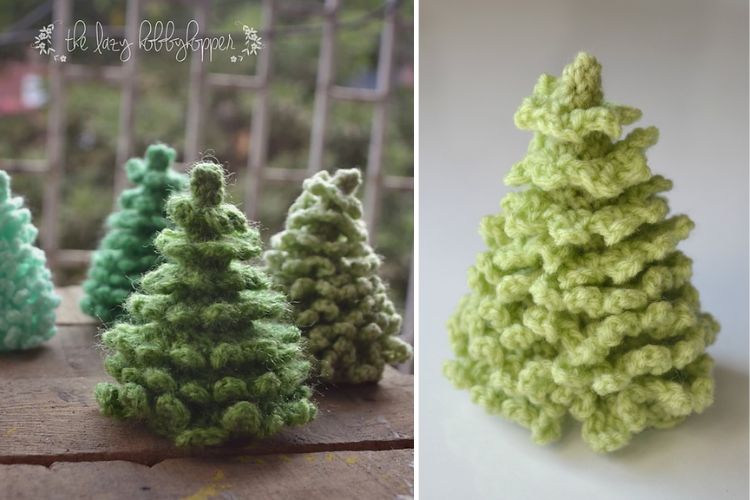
<box><xmin>501</xmin><ymin>175</ymin><xmax>672</xmax><ymax>247</ymax></box>
<box><xmin>272</xmin><ymin>230</ymin><xmax>369</xmax><ymax>257</ymax></box>
<box><xmin>507</xmin><ymin>128</ymin><xmax>659</xmax><ymax>199</ymax></box>
<box><xmin>125</xmin><ymin>288</ymin><xmax>289</xmax><ymax>329</ymax></box>
<box><xmin>286</xmin><ymin>274</ymin><xmax>379</xmax><ymax>304</ymax></box>
<box><xmin>472</xmin><ymin>250</ymin><xmax>693</xmax><ymax>316</ymax></box>
<box><xmin>450</xmin><ymin>291</ymin><xmax>716</xmax><ymax>379</ymax></box>
<box><xmin>138</xmin><ymin>261</ymin><xmax>270</xmax><ymax>297</ymax></box>
<box><xmin>96</xmin><ymin>380</ymin><xmax>315</xmax><ymax>446</ymax></box>
<box><xmin>266</xmin><ymin>253</ymin><xmax>380</xmax><ymax>281</ymax></box>
<box><xmin>446</xmin><ymin>349</ymin><xmax>713</xmax><ymax>452</ymax></box>
<box><xmin>87</xmin><ymin>245</ymin><xmax>161</xmax><ymax>274</ymax></box>
<box><xmin>473</xmin><ymin>215</ymin><xmax>693</xmax><ymax>289</ymax></box>
<box><xmin>102</xmin><ymin>336</ymin><xmax>310</xmax><ymax>397</ymax></box>
<box><xmin>103</xmin><ymin>319</ymin><xmax>302</xmax><ymax>369</ymax></box>
<box><xmin>284</xmin><ymin>207</ymin><xmax>367</xmax><ymax>242</ymax></box>
<box><xmin>156</xmin><ymin>228</ymin><xmax>260</xmax><ymax>267</ymax></box>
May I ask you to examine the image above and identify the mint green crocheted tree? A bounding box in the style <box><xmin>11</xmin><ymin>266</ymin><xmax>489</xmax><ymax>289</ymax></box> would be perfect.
<box><xmin>81</xmin><ymin>144</ymin><xmax>187</xmax><ymax>324</ymax></box>
<box><xmin>445</xmin><ymin>53</ymin><xmax>719</xmax><ymax>453</ymax></box>
<box><xmin>265</xmin><ymin>169</ymin><xmax>412</xmax><ymax>384</ymax></box>
<box><xmin>0</xmin><ymin>170</ymin><xmax>60</xmax><ymax>351</ymax></box>
<box><xmin>95</xmin><ymin>163</ymin><xmax>316</xmax><ymax>446</ymax></box>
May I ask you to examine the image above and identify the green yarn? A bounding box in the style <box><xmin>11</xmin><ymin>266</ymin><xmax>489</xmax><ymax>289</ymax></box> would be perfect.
<box><xmin>444</xmin><ymin>53</ymin><xmax>719</xmax><ymax>453</ymax></box>
<box><xmin>265</xmin><ymin>168</ymin><xmax>412</xmax><ymax>384</ymax></box>
<box><xmin>81</xmin><ymin>144</ymin><xmax>187</xmax><ymax>324</ymax></box>
<box><xmin>0</xmin><ymin>170</ymin><xmax>60</xmax><ymax>351</ymax></box>
<box><xmin>95</xmin><ymin>162</ymin><xmax>316</xmax><ymax>446</ymax></box>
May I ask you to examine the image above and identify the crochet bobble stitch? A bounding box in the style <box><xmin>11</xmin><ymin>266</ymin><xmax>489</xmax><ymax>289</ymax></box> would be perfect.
<box><xmin>95</xmin><ymin>162</ymin><xmax>316</xmax><ymax>446</ymax></box>
<box><xmin>265</xmin><ymin>169</ymin><xmax>412</xmax><ymax>384</ymax></box>
<box><xmin>444</xmin><ymin>53</ymin><xmax>719</xmax><ymax>453</ymax></box>
<box><xmin>81</xmin><ymin>144</ymin><xmax>187</xmax><ymax>324</ymax></box>
<box><xmin>0</xmin><ymin>170</ymin><xmax>60</xmax><ymax>351</ymax></box>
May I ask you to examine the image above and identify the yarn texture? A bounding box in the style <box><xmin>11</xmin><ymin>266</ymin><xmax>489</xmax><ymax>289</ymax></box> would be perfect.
<box><xmin>81</xmin><ymin>144</ymin><xmax>187</xmax><ymax>324</ymax></box>
<box><xmin>265</xmin><ymin>169</ymin><xmax>412</xmax><ymax>384</ymax></box>
<box><xmin>0</xmin><ymin>170</ymin><xmax>60</xmax><ymax>351</ymax></box>
<box><xmin>444</xmin><ymin>53</ymin><xmax>719</xmax><ymax>453</ymax></box>
<box><xmin>95</xmin><ymin>162</ymin><xmax>316</xmax><ymax>446</ymax></box>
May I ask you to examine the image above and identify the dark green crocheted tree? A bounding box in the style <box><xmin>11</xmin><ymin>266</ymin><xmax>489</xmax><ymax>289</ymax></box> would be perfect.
<box><xmin>81</xmin><ymin>144</ymin><xmax>187</xmax><ymax>324</ymax></box>
<box><xmin>265</xmin><ymin>168</ymin><xmax>412</xmax><ymax>384</ymax></box>
<box><xmin>95</xmin><ymin>162</ymin><xmax>317</xmax><ymax>447</ymax></box>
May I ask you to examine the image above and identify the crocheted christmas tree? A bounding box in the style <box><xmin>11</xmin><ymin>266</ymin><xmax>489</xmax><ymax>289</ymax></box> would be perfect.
<box><xmin>95</xmin><ymin>162</ymin><xmax>316</xmax><ymax>446</ymax></box>
<box><xmin>444</xmin><ymin>53</ymin><xmax>719</xmax><ymax>453</ymax></box>
<box><xmin>265</xmin><ymin>168</ymin><xmax>412</xmax><ymax>384</ymax></box>
<box><xmin>0</xmin><ymin>170</ymin><xmax>60</xmax><ymax>351</ymax></box>
<box><xmin>81</xmin><ymin>144</ymin><xmax>187</xmax><ymax>324</ymax></box>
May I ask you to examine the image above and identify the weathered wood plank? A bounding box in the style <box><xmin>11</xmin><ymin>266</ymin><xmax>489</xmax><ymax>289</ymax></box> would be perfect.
<box><xmin>0</xmin><ymin>325</ymin><xmax>101</xmax><ymax>380</ymax></box>
<box><xmin>0</xmin><ymin>449</ymin><xmax>414</xmax><ymax>500</ymax></box>
<box><xmin>0</xmin><ymin>325</ymin><xmax>412</xmax><ymax>465</ymax></box>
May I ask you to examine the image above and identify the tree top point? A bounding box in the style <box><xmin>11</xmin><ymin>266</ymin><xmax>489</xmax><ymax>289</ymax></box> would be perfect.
<box><xmin>557</xmin><ymin>52</ymin><xmax>603</xmax><ymax>109</ymax></box>
<box><xmin>145</xmin><ymin>143</ymin><xmax>176</xmax><ymax>172</ymax></box>
<box><xmin>332</xmin><ymin>168</ymin><xmax>362</xmax><ymax>195</ymax></box>
<box><xmin>189</xmin><ymin>162</ymin><xmax>225</xmax><ymax>207</ymax></box>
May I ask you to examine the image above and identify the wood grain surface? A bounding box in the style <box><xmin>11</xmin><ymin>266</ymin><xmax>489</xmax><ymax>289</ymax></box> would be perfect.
<box><xmin>0</xmin><ymin>449</ymin><xmax>414</xmax><ymax>499</ymax></box>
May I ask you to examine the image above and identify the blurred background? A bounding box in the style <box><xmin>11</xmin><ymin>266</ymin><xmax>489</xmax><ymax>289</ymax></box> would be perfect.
<box><xmin>0</xmin><ymin>0</ymin><xmax>413</xmax><ymax>347</ymax></box>
<box><xmin>420</xmin><ymin>0</ymin><xmax>748</xmax><ymax>498</ymax></box>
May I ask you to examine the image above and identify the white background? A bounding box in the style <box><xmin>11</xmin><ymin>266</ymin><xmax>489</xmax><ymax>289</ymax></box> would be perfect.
<box><xmin>419</xmin><ymin>0</ymin><xmax>749</xmax><ymax>498</ymax></box>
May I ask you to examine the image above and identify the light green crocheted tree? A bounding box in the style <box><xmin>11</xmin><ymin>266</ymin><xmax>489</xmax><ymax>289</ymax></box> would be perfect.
<box><xmin>81</xmin><ymin>144</ymin><xmax>187</xmax><ymax>324</ymax></box>
<box><xmin>444</xmin><ymin>53</ymin><xmax>719</xmax><ymax>453</ymax></box>
<box><xmin>0</xmin><ymin>170</ymin><xmax>60</xmax><ymax>351</ymax></box>
<box><xmin>265</xmin><ymin>169</ymin><xmax>412</xmax><ymax>384</ymax></box>
<box><xmin>95</xmin><ymin>162</ymin><xmax>316</xmax><ymax>446</ymax></box>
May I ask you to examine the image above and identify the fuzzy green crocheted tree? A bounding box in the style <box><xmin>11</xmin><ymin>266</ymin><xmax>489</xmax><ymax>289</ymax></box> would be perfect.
<box><xmin>0</xmin><ymin>170</ymin><xmax>60</xmax><ymax>351</ymax></box>
<box><xmin>95</xmin><ymin>162</ymin><xmax>316</xmax><ymax>446</ymax></box>
<box><xmin>444</xmin><ymin>53</ymin><xmax>719</xmax><ymax>453</ymax></box>
<box><xmin>81</xmin><ymin>144</ymin><xmax>187</xmax><ymax>324</ymax></box>
<box><xmin>265</xmin><ymin>169</ymin><xmax>412</xmax><ymax>384</ymax></box>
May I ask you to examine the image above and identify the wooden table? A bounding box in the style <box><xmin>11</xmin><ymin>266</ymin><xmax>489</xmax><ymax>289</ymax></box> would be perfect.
<box><xmin>0</xmin><ymin>287</ymin><xmax>414</xmax><ymax>499</ymax></box>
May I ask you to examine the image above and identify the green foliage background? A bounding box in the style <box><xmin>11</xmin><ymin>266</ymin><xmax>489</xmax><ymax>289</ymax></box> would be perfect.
<box><xmin>0</xmin><ymin>0</ymin><xmax>413</xmax><ymax>309</ymax></box>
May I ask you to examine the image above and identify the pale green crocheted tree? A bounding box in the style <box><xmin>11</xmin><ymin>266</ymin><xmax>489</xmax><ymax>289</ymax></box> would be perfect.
<box><xmin>445</xmin><ymin>53</ymin><xmax>719</xmax><ymax>453</ymax></box>
<box><xmin>81</xmin><ymin>144</ymin><xmax>187</xmax><ymax>324</ymax></box>
<box><xmin>265</xmin><ymin>169</ymin><xmax>412</xmax><ymax>384</ymax></box>
<box><xmin>95</xmin><ymin>162</ymin><xmax>316</xmax><ymax>446</ymax></box>
<box><xmin>0</xmin><ymin>170</ymin><xmax>60</xmax><ymax>351</ymax></box>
